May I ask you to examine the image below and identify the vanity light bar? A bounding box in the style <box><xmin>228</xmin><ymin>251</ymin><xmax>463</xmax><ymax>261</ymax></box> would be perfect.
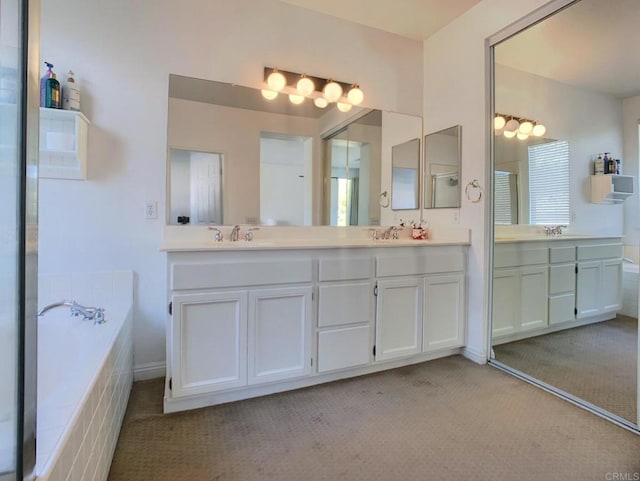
<box><xmin>262</xmin><ymin>67</ymin><xmax>363</xmax><ymax>108</ymax></box>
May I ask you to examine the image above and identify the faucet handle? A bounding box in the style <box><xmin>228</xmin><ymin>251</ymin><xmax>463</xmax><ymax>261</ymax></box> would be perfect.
<box><xmin>368</xmin><ymin>228</ymin><xmax>380</xmax><ymax>240</ymax></box>
<box><xmin>208</xmin><ymin>227</ymin><xmax>223</xmax><ymax>242</ymax></box>
<box><xmin>245</xmin><ymin>227</ymin><xmax>260</xmax><ymax>242</ymax></box>
<box><xmin>391</xmin><ymin>226</ymin><xmax>401</xmax><ymax>240</ymax></box>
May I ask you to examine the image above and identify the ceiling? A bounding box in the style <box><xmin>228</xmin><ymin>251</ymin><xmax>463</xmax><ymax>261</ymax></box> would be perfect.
<box><xmin>279</xmin><ymin>0</ymin><xmax>481</xmax><ymax>40</ymax></box>
<box><xmin>495</xmin><ymin>0</ymin><xmax>640</xmax><ymax>99</ymax></box>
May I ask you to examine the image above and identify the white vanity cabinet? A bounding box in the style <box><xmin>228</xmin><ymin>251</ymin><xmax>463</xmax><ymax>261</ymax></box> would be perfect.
<box><xmin>316</xmin><ymin>256</ymin><xmax>374</xmax><ymax>373</ymax></box>
<box><xmin>164</xmin><ymin>243</ymin><xmax>468</xmax><ymax>413</ymax></box>
<box><xmin>576</xmin><ymin>243</ymin><xmax>623</xmax><ymax>318</ymax></box>
<box><xmin>375</xmin><ymin>248</ymin><xmax>466</xmax><ymax>362</ymax></box>
<box><xmin>493</xmin><ymin>237</ymin><xmax>623</xmax><ymax>343</ymax></box>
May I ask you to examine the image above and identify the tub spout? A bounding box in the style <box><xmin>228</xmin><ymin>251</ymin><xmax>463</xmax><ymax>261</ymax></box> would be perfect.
<box><xmin>38</xmin><ymin>300</ymin><xmax>106</xmax><ymax>324</ymax></box>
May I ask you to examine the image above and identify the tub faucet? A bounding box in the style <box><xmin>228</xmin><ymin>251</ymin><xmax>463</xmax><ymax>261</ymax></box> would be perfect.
<box><xmin>230</xmin><ymin>225</ymin><xmax>241</xmax><ymax>242</ymax></box>
<box><xmin>38</xmin><ymin>300</ymin><xmax>106</xmax><ymax>324</ymax></box>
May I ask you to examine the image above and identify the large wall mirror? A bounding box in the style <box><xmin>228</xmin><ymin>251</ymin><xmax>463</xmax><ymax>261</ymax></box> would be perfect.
<box><xmin>166</xmin><ymin>74</ymin><xmax>422</xmax><ymax>226</ymax></box>
<box><xmin>490</xmin><ymin>0</ymin><xmax>639</xmax><ymax>430</ymax></box>
<box><xmin>424</xmin><ymin>125</ymin><xmax>461</xmax><ymax>209</ymax></box>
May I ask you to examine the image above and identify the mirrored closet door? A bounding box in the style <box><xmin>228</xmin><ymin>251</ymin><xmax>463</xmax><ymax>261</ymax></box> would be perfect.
<box><xmin>489</xmin><ymin>0</ymin><xmax>639</xmax><ymax>430</ymax></box>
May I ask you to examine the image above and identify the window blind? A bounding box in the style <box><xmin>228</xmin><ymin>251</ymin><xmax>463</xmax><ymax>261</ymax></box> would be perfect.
<box><xmin>495</xmin><ymin>171</ymin><xmax>517</xmax><ymax>224</ymax></box>
<box><xmin>528</xmin><ymin>140</ymin><xmax>570</xmax><ymax>225</ymax></box>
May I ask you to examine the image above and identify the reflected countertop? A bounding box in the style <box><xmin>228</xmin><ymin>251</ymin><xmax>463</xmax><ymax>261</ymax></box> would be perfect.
<box><xmin>495</xmin><ymin>234</ymin><xmax>623</xmax><ymax>243</ymax></box>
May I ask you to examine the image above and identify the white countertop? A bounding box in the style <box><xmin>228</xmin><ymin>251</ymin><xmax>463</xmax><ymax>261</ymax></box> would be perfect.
<box><xmin>161</xmin><ymin>225</ymin><xmax>471</xmax><ymax>252</ymax></box>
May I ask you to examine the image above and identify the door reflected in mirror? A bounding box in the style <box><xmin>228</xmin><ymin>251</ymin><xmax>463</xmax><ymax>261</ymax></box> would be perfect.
<box><xmin>424</xmin><ymin>125</ymin><xmax>461</xmax><ymax>209</ymax></box>
<box><xmin>391</xmin><ymin>138</ymin><xmax>419</xmax><ymax>210</ymax></box>
<box><xmin>169</xmin><ymin>149</ymin><xmax>223</xmax><ymax>225</ymax></box>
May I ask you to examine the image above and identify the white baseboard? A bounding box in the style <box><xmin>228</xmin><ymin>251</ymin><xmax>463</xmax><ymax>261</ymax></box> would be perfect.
<box><xmin>134</xmin><ymin>361</ymin><xmax>166</xmax><ymax>381</ymax></box>
<box><xmin>462</xmin><ymin>346</ymin><xmax>487</xmax><ymax>364</ymax></box>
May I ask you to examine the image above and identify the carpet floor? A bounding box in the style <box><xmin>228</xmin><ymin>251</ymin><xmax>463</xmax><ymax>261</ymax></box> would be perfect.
<box><xmin>494</xmin><ymin>316</ymin><xmax>638</xmax><ymax>423</ymax></box>
<box><xmin>108</xmin><ymin>356</ymin><xmax>640</xmax><ymax>481</ymax></box>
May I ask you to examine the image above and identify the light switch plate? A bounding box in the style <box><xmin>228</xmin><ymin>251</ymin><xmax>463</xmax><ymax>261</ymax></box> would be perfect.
<box><xmin>144</xmin><ymin>201</ymin><xmax>157</xmax><ymax>219</ymax></box>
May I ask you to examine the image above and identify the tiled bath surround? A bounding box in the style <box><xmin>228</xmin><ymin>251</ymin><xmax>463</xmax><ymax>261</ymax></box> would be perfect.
<box><xmin>35</xmin><ymin>271</ymin><xmax>134</xmax><ymax>481</ymax></box>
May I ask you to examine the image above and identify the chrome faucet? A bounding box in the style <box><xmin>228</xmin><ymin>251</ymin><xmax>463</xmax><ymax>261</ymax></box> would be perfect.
<box><xmin>382</xmin><ymin>226</ymin><xmax>401</xmax><ymax>240</ymax></box>
<box><xmin>230</xmin><ymin>225</ymin><xmax>241</xmax><ymax>242</ymax></box>
<box><xmin>38</xmin><ymin>300</ymin><xmax>106</xmax><ymax>324</ymax></box>
<box><xmin>245</xmin><ymin>227</ymin><xmax>259</xmax><ymax>242</ymax></box>
<box><xmin>208</xmin><ymin>227</ymin><xmax>223</xmax><ymax>242</ymax></box>
<box><xmin>543</xmin><ymin>225</ymin><xmax>567</xmax><ymax>237</ymax></box>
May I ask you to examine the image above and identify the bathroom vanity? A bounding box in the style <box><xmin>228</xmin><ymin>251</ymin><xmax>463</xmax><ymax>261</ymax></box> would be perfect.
<box><xmin>161</xmin><ymin>233</ymin><xmax>469</xmax><ymax>413</ymax></box>
<box><xmin>492</xmin><ymin>235</ymin><xmax>623</xmax><ymax>344</ymax></box>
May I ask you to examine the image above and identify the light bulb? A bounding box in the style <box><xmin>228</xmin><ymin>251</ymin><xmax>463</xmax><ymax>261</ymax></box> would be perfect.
<box><xmin>297</xmin><ymin>75</ymin><xmax>315</xmax><ymax>96</ymax></box>
<box><xmin>532</xmin><ymin>123</ymin><xmax>546</xmax><ymax>137</ymax></box>
<box><xmin>314</xmin><ymin>97</ymin><xmax>328</xmax><ymax>108</ymax></box>
<box><xmin>504</xmin><ymin>118</ymin><xmax>520</xmax><ymax>132</ymax></box>
<box><xmin>289</xmin><ymin>93</ymin><xmax>304</xmax><ymax>105</ymax></box>
<box><xmin>267</xmin><ymin>70</ymin><xmax>286</xmax><ymax>92</ymax></box>
<box><xmin>519</xmin><ymin>120</ymin><xmax>533</xmax><ymax>134</ymax></box>
<box><xmin>503</xmin><ymin>130</ymin><xmax>516</xmax><ymax>138</ymax></box>
<box><xmin>261</xmin><ymin>89</ymin><xmax>278</xmax><ymax>100</ymax></box>
<box><xmin>323</xmin><ymin>80</ymin><xmax>343</xmax><ymax>103</ymax></box>
<box><xmin>494</xmin><ymin>115</ymin><xmax>506</xmax><ymax>130</ymax></box>
<box><xmin>517</xmin><ymin>132</ymin><xmax>529</xmax><ymax>140</ymax></box>
<box><xmin>347</xmin><ymin>85</ymin><xmax>364</xmax><ymax>105</ymax></box>
<box><xmin>337</xmin><ymin>102</ymin><xmax>352</xmax><ymax>112</ymax></box>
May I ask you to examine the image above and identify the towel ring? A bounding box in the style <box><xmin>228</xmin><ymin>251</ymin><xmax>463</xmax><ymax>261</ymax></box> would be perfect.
<box><xmin>379</xmin><ymin>191</ymin><xmax>390</xmax><ymax>208</ymax></box>
<box><xmin>465</xmin><ymin>179</ymin><xmax>482</xmax><ymax>203</ymax></box>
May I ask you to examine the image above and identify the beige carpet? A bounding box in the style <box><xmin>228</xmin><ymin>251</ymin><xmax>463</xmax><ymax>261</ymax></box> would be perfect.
<box><xmin>108</xmin><ymin>356</ymin><xmax>640</xmax><ymax>481</ymax></box>
<box><xmin>494</xmin><ymin>316</ymin><xmax>638</xmax><ymax>423</ymax></box>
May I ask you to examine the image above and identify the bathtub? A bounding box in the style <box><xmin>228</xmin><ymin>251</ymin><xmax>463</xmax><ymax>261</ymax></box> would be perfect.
<box><xmin>621</xmin><ymin>263</ymin><xmax>639</xmax><ymax>318</ymax></box>
<box><xmin>35</xmin><ymin>271</ymin><xmax>133</xmax><ymax>481</ymax></box>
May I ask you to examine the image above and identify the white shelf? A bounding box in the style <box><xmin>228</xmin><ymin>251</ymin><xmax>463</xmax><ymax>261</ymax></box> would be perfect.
<box><xmin>590</xmin><ymin>174</ymin><xmax>634</xmax><ymax>204</ymax></box>
<box><xmin>39</xmin><ymin>107</ymin><xmax>90</xmax><ymax>180</ymax></box>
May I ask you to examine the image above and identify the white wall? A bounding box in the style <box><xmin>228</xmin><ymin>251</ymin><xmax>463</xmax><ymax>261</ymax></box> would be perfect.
<box><xmin>496</xmin><ymin>63</ymin><xmax>624</xmax><ymax>233</ymax></box>
<box><xmin>623</xmin><ymin>95</ymin><xmax>640</xmax><ymax>257</ymax></box>
<box><xmin>423</xmin><ymin>0</ymin><xmax>555</xmax><ymax>362</ymax></box>
<box><xmin>38</xmin><ymin>0</ymin><xmax>423</xmax><ymax>372</ymax></box>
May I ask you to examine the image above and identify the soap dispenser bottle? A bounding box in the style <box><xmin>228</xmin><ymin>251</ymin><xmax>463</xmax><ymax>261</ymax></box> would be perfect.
<box><xmin>62</xmin><ymin>70</ymin><xmax>80</xmax><ymax>111</ymax></box>
<box><xmin>40</xmin><ymin>62</ymin><xmax>61</xmax><ymax>108</ymax></box>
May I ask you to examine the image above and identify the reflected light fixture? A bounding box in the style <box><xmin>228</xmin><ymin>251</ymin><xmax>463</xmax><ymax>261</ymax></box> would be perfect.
<box><xmin>337</xmin><ymin>102</ymin><xmax>352</xmax><ymax>113</ymax></box>
<box><xmin>323</xmin><ymin>80</ymin><xmax>343</xmax><ymax>103</ymax></box>
<box><xmin>347</xmin><ymin>84</ymin><xmax>364</xmax><ymax>105</ymax></box>
<box><xmin>261</xmin><ymin>89</ymin><xmax>278</xmax><ymax>100</ymax></box>
<box><xmin>296</xmin><ymin>74</ymin><xmax>315</xmax><ymax>96</ymax></box>
<box><xmin>267</xmin><ymin>68</ymin><xmax>286</xmax><ymax>91</ymax></box>
<box><xmin>289</xmin><ymin>93</ymin><xmax>305</xmax><ymax>105</ymax></box>
<box><xmin>532</xmin><ymin>123</ymin><xmax>546</xmax><ymax>137</ymax></box>
<box><xmin>314</xmin><ymin>97</ymin><xmax>328</xmax><ymax>108</ymax></box>
<box><xmin>504</xmin><ymin>117</ymin><xmax>520</xmax><ymax>132</ymax></box>
<box><xmin>495</xmin><ymin>113</ymin><xmax>546</xmax><ymax>141</ymax></box>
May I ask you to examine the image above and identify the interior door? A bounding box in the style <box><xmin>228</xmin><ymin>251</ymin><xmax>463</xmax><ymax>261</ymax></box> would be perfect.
<box><xmin>190</xmin><ymin>152</ymin><xmax>222</xmax><ymax>225</ymax></box>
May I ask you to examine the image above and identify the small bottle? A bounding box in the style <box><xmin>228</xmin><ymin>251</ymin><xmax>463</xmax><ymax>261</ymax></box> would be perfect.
<box><xmin>40</xmin><ymin>62</ymin><xmax>61</xmax><ymax>109</ymax></box>
<box><xmin>594</xmin><ymin>154</ymin><xmax>604</xmax><ymax>175</ymax></box>
<box><xmin>62</xmin><ymin>70</ymin><xmax>80</xmax><ymax>111</ymax></box>
<box><xmin>615</xmin><ymin>159</ymin><xmax>622</xmax><ymax>175</ymax></box>
<box><xmin>603</xmin><ymin>153</ymin><xmax>610</xmax><ymax>174</ymax></box>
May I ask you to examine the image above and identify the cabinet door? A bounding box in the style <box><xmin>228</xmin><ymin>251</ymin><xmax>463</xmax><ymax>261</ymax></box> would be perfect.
<box><xmin>492</xmin><ymin>269</ymin><xmax>520</xmax><ymax>337</ymax></box>
<box><xmin>423</xmin><ymin>274</ymin><xmax>465</xmax><ymax>351</ymax></box>
<box><xmin>577</xmin><ymin>261</ymin><xmax>602</xmax><ymax>319</ymax></box>
<box><xmin>601</xmin><ymin>258</ymin><xmax>622</xmax><ymax>312</ymax></box>
<box><xmin>248</xmin><ymin>286</ymin><xmax>312</xmax><ymax>385</ymax></box>
<box><xmin>170</xmin><ymin>291</ymin><xmax>247</xmax><ymax>398</ymax></box>
<box><xmin>375</xmin><ymin>278</ymin><xmax>422</xmax><ymax>362</ymax></box>
<box><xmin>520</xmin><ymin>266</ymin><xmax>548</xmax><ymax>331</ymax></box>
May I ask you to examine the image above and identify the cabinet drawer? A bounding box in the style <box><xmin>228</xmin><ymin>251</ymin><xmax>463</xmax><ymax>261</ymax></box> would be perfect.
<box><xmin>577</xmin><ymin>244</ymin><xmax>622</xmax><ymax>261</ymax></box>
<box><xmin>318</xmin><ymin>282</ymin><xmax>372</xmax><ymax>328</ymax></box>
<box><xmin>376</xmin><ymin>251</ymin><xmax>464</xmax><ymax>277</ymax></box>
<box><xmin>171</xmin><ymin>259</ymin><xmax>313</xmax><ymax>290</ymax></box>
<box><xmin>317</xmin><ymin>325</ymin><xmax>370</xmax><ymax>373</ymax></box>
<box><xmin>494</xmin><ymin>248</ymin><xmax>548</xmax><ymax>268</ymax></box>
<box><xmin>549</xmin><ymin>264</ymin><xmax>576</xmax><ymax>294</ymax></box>
<box><xmin>318</xmin><ymin>257</ymin><xmax>373</xmax><ymax>281</ymax></box>
<box><xmin>549</xmin><ymin>293</ymin><xmax>575</xmax><ymax>325</ymax></box>
<box><xmin>549</xmin><ymin>246</ymin><xmax>575</xmax><ymax>264</ymax></box>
